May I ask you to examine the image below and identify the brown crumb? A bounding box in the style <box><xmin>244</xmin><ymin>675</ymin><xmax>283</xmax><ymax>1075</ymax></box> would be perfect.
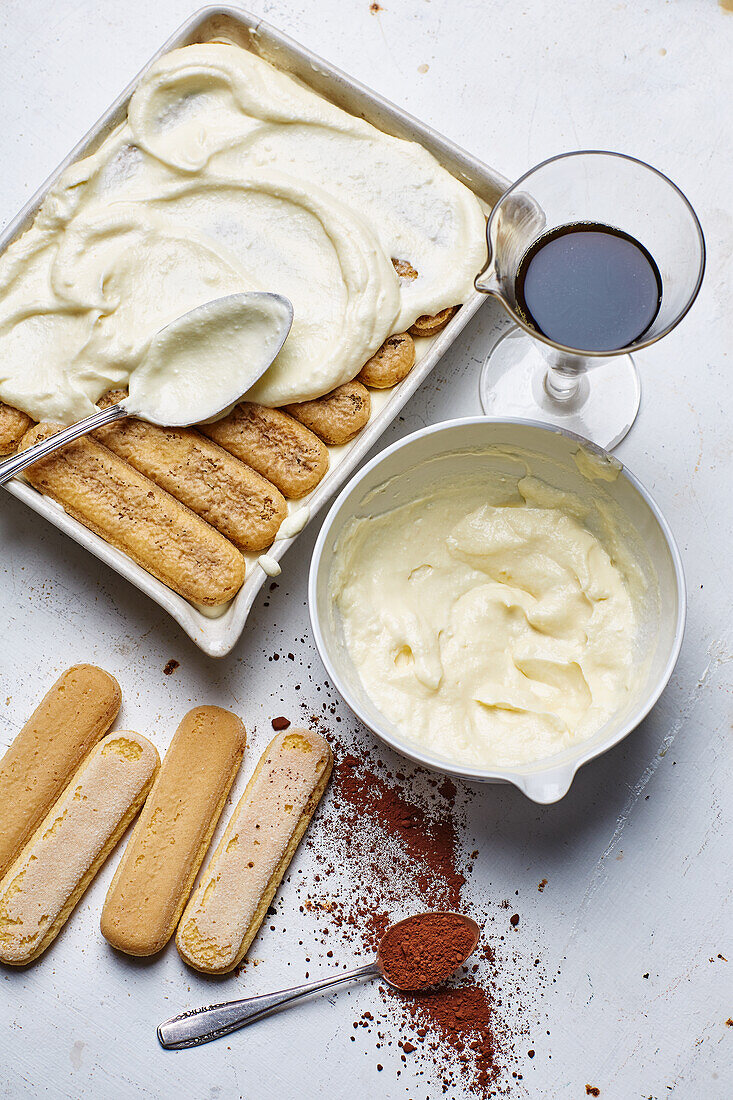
<box><xmin>392</xmin><ymin>257</ymin><xmax>418</xmax><ymax>281</ymax></box>
<box><xmin>586</xmin><ymin>1087</ymin><xmax>601</xmax><ymax>1097</ymax></box>
<box><xmin>163</xmin><ymin>659</ymin><xmax>179</xmax><ymax>676</ymax></box>
<box><xmin>272</xmin><ymin>716</ymin><xmax>291</xmax><ymax>731</ymax></box>
<box><xmin>510</xmin><ymin>914</ymin><xmax>520</xmax><ymax>927</ymax></box>
<box><xmin>538</xmin><ymin>878</ymin><xmax>548</xmax><ymax>892</ymax></box>
<box><xmin>370</xmin><ymin>2</ymin><xmax>383</xmax><ymax>11</ymax></box>
<box><xmin>726</xmin><ymin>1018</ymin><xmax>733</xmax><ymax>1027</ymax></box>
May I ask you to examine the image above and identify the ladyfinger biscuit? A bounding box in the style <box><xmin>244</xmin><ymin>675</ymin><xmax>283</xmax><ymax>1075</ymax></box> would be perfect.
<box><xmin>284</xmin><ymin>382</ymin><xmax>371</xmax><ymax>445</ymax></box>
<box><xmin>176</xmin><ymin>728</ymin><xmax>332</xmax><ymax>974</ymax></box>
<box><xmin>199</xmin><ymin>403</ymin><xmax>329</xmax><ymax>500</ymax></box>
<box><xmin>358</xmin><ymin>333</ymin><xmax>416</xmax><ymax>389</ymax></box>
<box><xmin>0</xmin><ymin>402</ymin><xmax>33</xmax><ymax>455</ymax></box>
<box><xmin>94</xmin><ymin>391</ymin><xmax>287</xmax><ymax>553</ymax></box>
<box><xmin>408</xmin><ymin>306</ymin><xmax>458</xmax><ymax>338</ymax></box>
<box><xmin>0</xmin><ymin>732</ymin><xmax>159</xmax><ymax>966</ymax></box>
<box><xmin>101</xmin><ymin>707</ymin><xmax>246</xmax><ymax>956</ymax></box>
<box><xmin>20</xmin><ymin>424</ymin><xmax>245</xmax><ymax>606</ymax></box>
<box><xmin>0</xmin><ymin>666</ymin><xmax>121</xmax><ymax>881</ymax></box>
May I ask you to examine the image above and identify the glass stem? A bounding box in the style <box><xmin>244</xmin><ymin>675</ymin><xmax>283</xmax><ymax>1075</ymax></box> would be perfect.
<box><xmin>541</xmin><ymin>347</ymin><xmax>591</xmax><ymax>407</ymax></box>
<box><xmin>544</xmin><ymin>365</ymin><xmax>582</xmax><ymax>403</ymax></box>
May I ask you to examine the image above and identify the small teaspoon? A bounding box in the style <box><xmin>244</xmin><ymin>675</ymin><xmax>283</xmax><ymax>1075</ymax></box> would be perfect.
<box><xmin>157</xmin><ymin>911</ymin><xmax>480</xmax><ymax>1050</ymax></box>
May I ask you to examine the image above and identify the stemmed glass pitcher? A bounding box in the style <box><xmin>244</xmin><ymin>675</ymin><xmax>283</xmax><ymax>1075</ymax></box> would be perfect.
<box><xmin>475</xmin><ymin>151</ymin><xmax>705</xmax><ymax>449</ymax></box>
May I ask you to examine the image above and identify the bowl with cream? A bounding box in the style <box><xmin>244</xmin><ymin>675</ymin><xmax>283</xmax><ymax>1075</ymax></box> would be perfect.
<box><xmin>308</xmin><ymin>418</ymin><xmax>685</xmax><ymax>802</ymax></box>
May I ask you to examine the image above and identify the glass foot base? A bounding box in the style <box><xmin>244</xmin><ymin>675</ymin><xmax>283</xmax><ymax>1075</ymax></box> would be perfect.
<box><xmin>478</xmin><ymin>328</ymin><xmax>641</xmax><ymax>450</ymax></box>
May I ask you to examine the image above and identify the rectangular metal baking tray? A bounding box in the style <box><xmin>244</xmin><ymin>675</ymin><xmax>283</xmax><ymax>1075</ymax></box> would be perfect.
<box><xmin>1</xmin><ymin>5</ymin><xmax>510</xmax><ymax>657</ymax></box>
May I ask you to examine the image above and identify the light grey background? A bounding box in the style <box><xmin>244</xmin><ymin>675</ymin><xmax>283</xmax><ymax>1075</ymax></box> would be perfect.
<box><xmin>1</xmin><ymin>1</ymin><xmax>731</xmax><ymax>1098</ymax></box>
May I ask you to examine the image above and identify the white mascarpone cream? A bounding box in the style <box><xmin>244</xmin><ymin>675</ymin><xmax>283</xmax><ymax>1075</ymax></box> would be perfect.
<box><xmin>332</xmin><ymin>464</ymin><xmax>646</xmax><ymax>768</ymax></box>
<box><xmin>125</xmin><ymin>292</ymin><xmax>292</xmax><ymax>424</ymax></box>
<box><xmin>0</xmin><ymin>43</ymin><xmax>486</xmax><ymax>424</ymax></box>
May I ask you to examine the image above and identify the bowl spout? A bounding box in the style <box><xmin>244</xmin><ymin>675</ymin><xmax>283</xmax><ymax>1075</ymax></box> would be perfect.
<box><xmin>517</xmin><ymin>765</ymin><xmax>576</xmax><ymax>804</ymax></box>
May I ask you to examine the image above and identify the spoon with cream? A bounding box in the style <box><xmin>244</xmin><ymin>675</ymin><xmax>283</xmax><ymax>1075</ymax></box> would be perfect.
<box><xmin>0</xmin><ymin>291</ymin><xmax>293</xmax><ymax>486</ymax></box>
<box><xmin>157</xmin><ymin>911</ymin><xmax>480</xmax><ymax>1049</ymax></box>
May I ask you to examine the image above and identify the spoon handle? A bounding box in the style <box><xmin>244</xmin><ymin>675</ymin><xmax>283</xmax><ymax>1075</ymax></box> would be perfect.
<box><xmin>157</xmin><ymin>961</ymin><xmax>380</xmax><ymax>1050</ymax></box>
<box><xmin>0</xmin><ymin>403</ymin><xmax>128</xmax><ymax>486</ymax></box>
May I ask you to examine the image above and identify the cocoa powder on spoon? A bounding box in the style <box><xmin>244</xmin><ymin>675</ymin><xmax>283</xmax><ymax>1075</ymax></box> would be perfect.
<box><xmin>379</xmin><ymin>911</ymin><xmax>480</xmax><ymax>990</ymax></box>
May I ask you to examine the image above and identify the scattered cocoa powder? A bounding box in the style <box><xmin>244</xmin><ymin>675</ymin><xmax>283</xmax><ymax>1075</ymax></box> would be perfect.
<box><xmin>318</xmin><ymin>751</ymin><xmax>465</xmax><ymax>951</ymax></box>
<box><xmin>392</xmin><ymin>982</ymin><xmax>500</xmax><ymax>1094</ymax></box>
<box><xmin>379</xmin><ymin>912</ymin><xmax>478</xmax><ymax>990</ymax></box>
<box><xmin>292</xmin><ymin>704</ymin><xmax>542</xmax><ymax>1096</ymax></box>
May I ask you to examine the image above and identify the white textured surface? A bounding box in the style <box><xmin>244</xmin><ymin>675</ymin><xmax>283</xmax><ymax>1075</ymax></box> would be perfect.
<box><xmin>0</xmin><ymin>2</ymin><xmax>731</xmax><ymax>1098</ymax></box>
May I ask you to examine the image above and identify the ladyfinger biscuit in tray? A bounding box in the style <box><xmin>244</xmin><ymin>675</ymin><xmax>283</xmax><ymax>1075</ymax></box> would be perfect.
<box><xmin>176</xmin><ymin>728</ymin><xmax>332</xmax><ymax>974</ymax></box>
<box><xmin>199</xmin><ymin>403</ymin><xmax>329</xmax><ymax>500</ymax></box>
<box><xmin>20</xmin><ymin>424</ymin><xmax>245</xmax><ymax>606</ymax></box>
<box><xmin>0</xmin><ymin>732</ymin><xmax>159</xmax><ymax>966</ymax></box>
<box><xmin>0</xmin><ymin>402</ymin><xmax>33</xmax><ymax>455</ymax></box>
<box><xmin>408</xmin><ymin>306</ymin><xmax>458</xmax><ymax>337</ymax></box>
<box><xmin>284</xmin><ymin>382</ymin><xmax>371</xmax><ymax>445</ymax></box>
<box><xmin>358</xmin><ymin>333</ymin><xmax>416</xmax><ymax>389</ymax></box>
<box><xmin>0</xmin><ymin>666</ymin><xmax>121</xmax><ymax>881</ymax></box>
<box><xmin>101</xmin><ymin>707</ymin><xmax>246</xmax><ymax>956</ymax></box>
<box><xmin>94</xmin><ymin>392</ymin><xmax>287</xmax><ymax>553</ymax></box>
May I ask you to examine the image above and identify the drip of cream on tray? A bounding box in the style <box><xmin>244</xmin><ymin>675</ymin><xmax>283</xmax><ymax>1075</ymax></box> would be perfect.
<box><xmin>0</xmin><ymin>42</ymin><xmax>487</xmax><ymax>424</ymax></box>
<box><xmin>331</xmin><ymin>467</ymin><xmax>644</xmax><ymax>768</ymax></box>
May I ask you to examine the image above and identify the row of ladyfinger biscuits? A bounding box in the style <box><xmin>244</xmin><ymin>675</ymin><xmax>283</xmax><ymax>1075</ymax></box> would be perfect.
<box><xmin>0</xmin><ymin>304</ymin><xmax>456</xmax><ymax>606</ymax></box>
<box><xmin>0</xmin><ymin>666</ymin><xmax>331</xmax><ymax>971</ymax></box>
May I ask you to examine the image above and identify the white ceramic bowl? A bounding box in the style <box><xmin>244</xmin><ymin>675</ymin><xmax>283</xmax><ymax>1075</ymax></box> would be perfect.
<box><xmin>308</xmin><ymin>418</ymin><xmax>685</xmax><ymax>803</ymax></box>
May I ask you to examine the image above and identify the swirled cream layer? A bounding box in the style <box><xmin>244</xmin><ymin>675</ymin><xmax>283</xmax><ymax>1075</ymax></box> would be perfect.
<box><xmin>0</xmin><ymin>43</ymin><xmax>486</xmax><ymax>423</ymax></box>
<box><xmin>332</xmin><ymin>469</ymin><xmax>644</xmax><ymax>768</ymax></box>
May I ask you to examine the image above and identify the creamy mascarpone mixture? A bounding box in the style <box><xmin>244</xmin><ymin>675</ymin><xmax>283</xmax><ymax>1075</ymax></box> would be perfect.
<box><xmin>124</xmin><ymin>292</ymin><xmax>292</xmax><ymax>424</ymax></box>
<box><xmin>0</xmin><ymin>42</ymin><xmax>486</xmax><ymax>424</ymax></box>
<box><xmin>332</xmin><ymin>465</ymin><xmax>644</xmax><ymax>767</ymax></box>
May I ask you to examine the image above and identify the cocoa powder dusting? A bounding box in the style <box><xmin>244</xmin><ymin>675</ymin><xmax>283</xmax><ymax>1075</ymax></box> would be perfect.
<box><xmin>379</xmin><ymin>912</ymin><xmax>477</xmax><ymax>989</ymax></box>
<box><xmin>326</xmin><ymin>752</ymin><xmax>466</xmax><ymax>951</ymax></box>
<box><xmin>294</xmin><ymin>712</ymin><xmax>528</xmax><ymax>1096</ymax></box>
<box><xmin>390</xmin><ymin>982</ymin><xmax>500</xmax><ymax>1094</ymax></box>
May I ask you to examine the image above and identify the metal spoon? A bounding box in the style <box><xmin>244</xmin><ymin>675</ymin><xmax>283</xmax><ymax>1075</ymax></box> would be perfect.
<box><xmin>0</xmin><ymin>291</ymin><xmax>293</xmax><ymax>486</ymax></box>
<box><xmin>157</xmin><ymin>911</ymin><xmax>480</xmax><ymax>1051</ymax></box>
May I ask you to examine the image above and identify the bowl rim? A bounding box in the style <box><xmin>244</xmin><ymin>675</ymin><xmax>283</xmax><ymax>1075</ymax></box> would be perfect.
<box><xmin>307</xmin><ymin>415</ymin><xmax>687</xmax><ymax>802</ymax></box>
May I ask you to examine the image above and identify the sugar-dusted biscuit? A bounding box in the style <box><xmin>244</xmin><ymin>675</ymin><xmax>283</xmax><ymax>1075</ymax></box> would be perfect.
<box><xmin>101</xmin><ymin>707</ymin><xmax>246</xmax><ymax>956</ymax></box>
<box><xmin>358</xmin><ymin>333</ymin><xmax>415</xmax><ymax>389</ymax></box>
<box><xmin>408</xmin><ymin>306</ymin><xmax>458</xmax><ymax>337</ymax></box>
<box><xmin>0</xmin><ymin>403</ymin><xmax>33</xmax><ymax>456</ymax></box>
<box><xmin>200</xmin><ymin>403</ymin><xmax>329</xmax><ymax>500</ymax></box>
<box><xmin>20</xmin><ymin>424</ymin><xmax>245</xmax><ymax>606</ymax></box>
<box><xmin>284</xmin><ymin>382</ymin><xmax>371</xmax><ymax>445</ymax></box>
<box><xmin>0</xmin><ymin>666</ymin><xmax>121</xmax><ymax>881</ymax></box>
<box><xmin>94</xmin><ymin>391</ymin><xmax>287</xmax><ymax>552</ymax></box>
<box><xmin>176</xmin><ymin>728</ymin><xmax>332</xmax><ymax>974</ymax></box>
<box><xmin>0</xmin><ymin>732</ymin><xmax>159</xmax><ymax>966</ymax></box>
